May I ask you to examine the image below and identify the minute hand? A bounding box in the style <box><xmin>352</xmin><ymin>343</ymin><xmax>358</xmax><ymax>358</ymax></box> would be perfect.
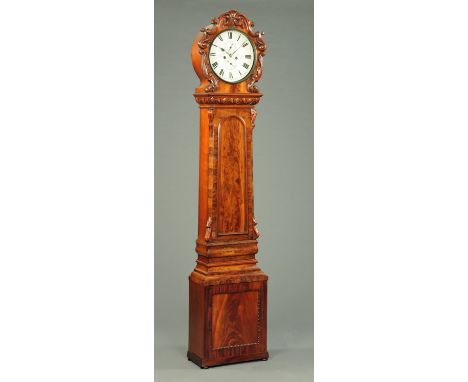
<box><xmin>229</xmin><ymin>45</ymin><xmax>242</xmax><ymax>57</ymax></box>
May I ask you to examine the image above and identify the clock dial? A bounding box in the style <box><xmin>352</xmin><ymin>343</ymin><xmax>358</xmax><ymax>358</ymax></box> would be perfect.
<box><xmin>208</xmin><ymin>29</ymin><xmax>256</xmax><ymax>84</ymax></box>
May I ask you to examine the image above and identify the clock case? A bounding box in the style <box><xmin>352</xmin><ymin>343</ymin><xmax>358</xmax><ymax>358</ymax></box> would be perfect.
<box><xmin>188</xmin><ymin>10</ymin><xmax>269</xmax><ymax>368</ymax></box>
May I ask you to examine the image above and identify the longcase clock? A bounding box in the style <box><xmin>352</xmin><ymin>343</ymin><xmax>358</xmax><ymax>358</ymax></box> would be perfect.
<box><xmin>187</xmin><ymin>10</ymin><xmax>269</xmax><ymax>368</ymax></box>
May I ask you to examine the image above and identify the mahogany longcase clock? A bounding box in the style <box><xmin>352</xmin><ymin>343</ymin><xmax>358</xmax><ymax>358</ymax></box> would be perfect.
<box><xmin>188</xmin><ymin>10</ymin><xmax>269</xmax><ymax>368</ymax></box>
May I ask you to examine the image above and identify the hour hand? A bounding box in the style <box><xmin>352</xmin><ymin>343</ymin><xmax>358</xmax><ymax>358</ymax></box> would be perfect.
<box><xmin>214</xmin><ymin>45</ymin><xmax>226</xmax><ymax>52</ymax></box>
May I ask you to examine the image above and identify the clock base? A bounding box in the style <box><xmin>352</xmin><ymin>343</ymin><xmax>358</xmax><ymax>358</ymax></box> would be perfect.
<box><xmin>187</xmin><ymin>350</ymin><xmax>269</xmax><ymax>369</ymax></box>
<box><xmin>188</xmin><ymin>273</ymin><xmax>268</xmax><ymax>368</ymax></box>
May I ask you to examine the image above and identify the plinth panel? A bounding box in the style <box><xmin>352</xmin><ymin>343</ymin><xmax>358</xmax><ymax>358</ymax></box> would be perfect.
<box><xmin>212</xmin><ymin>290</ymin><xmax>259</xmax><ymax>350</ymax></box>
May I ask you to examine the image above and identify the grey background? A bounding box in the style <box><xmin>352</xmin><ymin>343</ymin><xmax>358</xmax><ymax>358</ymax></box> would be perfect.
<box><xmin>155</xmin><ymin>1</ymin><xmax>313</xmax><ymax>381</ymax></box>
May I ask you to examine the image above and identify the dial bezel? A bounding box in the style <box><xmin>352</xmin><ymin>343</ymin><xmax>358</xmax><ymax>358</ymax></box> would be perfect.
<box><xmin>208</xmin><ymin>29</ymin><xmax>257</xmax><ymax>84</ymax></box>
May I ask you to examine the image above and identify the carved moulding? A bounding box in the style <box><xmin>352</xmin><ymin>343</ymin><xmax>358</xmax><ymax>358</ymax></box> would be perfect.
<box><xmin>195</xmin><ymin>95</ymin><xmax>261</xmax><ymax>105</ymax></box>
<box><xmin>197</xmin><ymin>9</ymin><xmax>267</xmax><ymax>93</ymax></box>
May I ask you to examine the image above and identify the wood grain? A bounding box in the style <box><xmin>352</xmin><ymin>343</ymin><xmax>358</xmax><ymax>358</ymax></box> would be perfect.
<box><xmin>188</xmin><ymin>279</ymin><xmax>205</xmax><ymax>357</ymax></box>
<box><xmin>212</xmin><ymin>290</ymin><xmax>259</xmax><ymax>349</ymax></box>
<box><xmin>218</xmin><ymin>115</ymin><xmax>247</xmax><ymax>234</ymax></box>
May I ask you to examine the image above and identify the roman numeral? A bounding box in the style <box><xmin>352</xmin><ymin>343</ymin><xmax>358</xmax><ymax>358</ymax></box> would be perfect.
<box><xmin>228</xmin><ymin>31</ymin><xmax>232</xmax><ymax>39</ymax></box>
<box><xmin>237</xmin><ymin>35</ymin><xmax>241</xmax><ymax>41</ymax></box>
<box><xmin>245</xmin><ymin>55</ymin><xmax>252</xmax><ymax>59</ymax></box>
<box><xmin>243</xmin><ymin>63</ymin><xmax>249</xmax><ymax>69</ymax></box>
<box><xmin>219</xmin><ymin>69</ymin><xmax>224</xmax><ymax>76</ymax></box>
<box><xmin>242</xmin><ymin>42</ymin><xmax>248</xmax><ymax>47</ymax></box>
<box><xmin>238</xmin><ymin>70</ymin><xmax>242</xmax><ymax>75</ymax></box>
<box><xmin>229</xmin><ymin>72</ymin><xmax>233</xmax><ymax>79</ymax></box>
<box><xmin>212</xmin><ymin>62</ymin><xmax>218</xmax><ymax>68</ymax></box>
<box><xmin>210</xmin><ymin>52</ymin><xmax>216</xmax><ymax>56</ymax></box>
<box><xmin>218</xmin><ymin>35</ymin><xmax>223</xmax><ymax>41</ymax></box>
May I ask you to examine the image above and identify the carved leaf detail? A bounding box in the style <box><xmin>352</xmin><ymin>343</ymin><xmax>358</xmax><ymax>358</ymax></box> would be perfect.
<box><xmin>250</xmin><ymin>108</ymin><xmax>257</xmax><ymax>129</ymax></box>
<box><xmin>198</xmin><ymin>25</ymin><xmax>219</xmax><ymax>92</ymax></box>
<box><xmin>247</xmin><ymin>54</ymin><xmax>263</xmax><ymax>93</ymax></box>
<box><xmin>253</xmin><ymin>217</ymin><xmax>260</xmax><ymax>238</ymax></box>
<box><xmin>205</xmin><ymin>216</ymin><xmax>213</xmax><ymax>241</ymax></box>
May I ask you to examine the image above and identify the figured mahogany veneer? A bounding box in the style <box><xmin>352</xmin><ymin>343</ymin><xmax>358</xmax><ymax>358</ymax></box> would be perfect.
<box><xmin>218</xmin><ymin>114</ymin><xmax>248</xmax><ymax>235</ymax></box>
<box><xmin>188</xmin><ymin>10</ymin><xmax>269</xmax><ymax>368</ymax></box>
<box><xmin>212</xmin><ymin>290</ymin><xmax>258</xmax><ymax>350</ymax></box>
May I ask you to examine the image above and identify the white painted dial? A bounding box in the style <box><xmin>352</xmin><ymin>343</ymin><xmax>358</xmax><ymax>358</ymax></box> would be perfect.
<box><xmin>208</xmin><ymin>29</ymin><xmax>256</xmax><ymax>84</ymax></box>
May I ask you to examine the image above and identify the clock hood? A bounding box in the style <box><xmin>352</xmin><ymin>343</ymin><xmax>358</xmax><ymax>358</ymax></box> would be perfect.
<box><xmin>191</xmin><ymin>10</ymin><xmax>266</xmax><ymax>94</ymax></box>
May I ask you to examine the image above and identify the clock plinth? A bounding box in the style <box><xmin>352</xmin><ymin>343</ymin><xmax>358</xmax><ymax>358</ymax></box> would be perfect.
<box><xmin>188</xmin><ymin>10</ymin><xmax>268</xmax><ymax>368</ymax></box>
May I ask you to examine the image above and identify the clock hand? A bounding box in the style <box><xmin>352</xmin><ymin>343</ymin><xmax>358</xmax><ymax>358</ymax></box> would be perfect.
<box><xmin>214</xmin><ymin>44</ymin><xmax>227</xmax><ymax>53</ymax></box>
<box><xmin>225</xmin><ymin>57</ymin><xmax>234</xmax><ymax>67</ymax></box>
<box><xmin>229</xmin><ymin>45</ymin><xmax>242</xmax><ymax>57</ymax></box>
